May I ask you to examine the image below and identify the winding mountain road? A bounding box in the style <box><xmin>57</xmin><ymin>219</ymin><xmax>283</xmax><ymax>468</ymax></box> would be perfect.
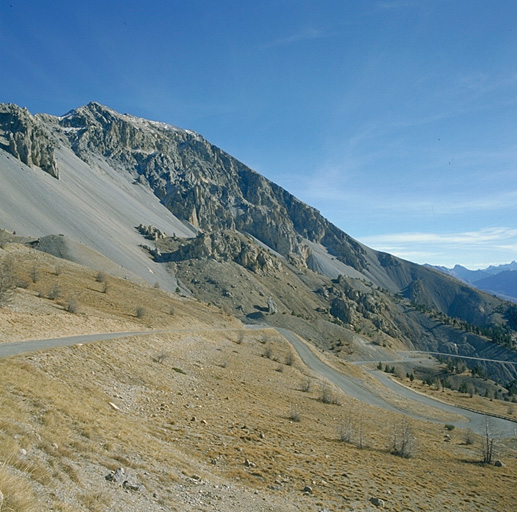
<box><xmin>0</xmin><ymin>331</ymin><xmax>158</xmax><ymax>359</ymax></box>
<box><xmin>2</xmin><ymin>327</ymin><xmax>517</xmax><ymax>438</ymax></box>
<box><xmin>276</xmin><ymin>328</ymin><xmax>517</xmax><ymax>439</ymax></box>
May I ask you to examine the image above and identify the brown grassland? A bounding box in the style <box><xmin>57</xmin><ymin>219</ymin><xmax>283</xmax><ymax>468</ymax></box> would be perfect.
<box><xmin>0</xmin><ymin>243</ymin><xmax>516</xmax><ymax>511</ymax></box>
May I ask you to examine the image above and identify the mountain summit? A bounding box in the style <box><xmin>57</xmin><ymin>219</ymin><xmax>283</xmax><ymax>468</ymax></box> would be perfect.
<box><xmin>1</xmin><ymin>102</ymin><xmax>516</xmax><ymax>384</ymax></box>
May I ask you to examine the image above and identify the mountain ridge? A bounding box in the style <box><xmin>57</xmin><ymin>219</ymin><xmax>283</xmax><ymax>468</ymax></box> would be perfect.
<box><xmin>1</xmin><ymin>101</ymin><xmax>516</xmax><ymax>386</ymax></box>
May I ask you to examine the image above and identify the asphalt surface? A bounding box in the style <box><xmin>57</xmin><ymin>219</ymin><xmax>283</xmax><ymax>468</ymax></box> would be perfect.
<box><xmin>277</xmin><ymin>328</ymin><xmax>517</xmax><ymax>438</ymax></box>
<box><xmin>0</xmin><ymin>331</ymin><xmax>156</xmax><ymax>359</ymax></box>
<box><xmin>2</xmin><ymin>326</ymin><xmax>516</xmax><ymax>438</ymax></box>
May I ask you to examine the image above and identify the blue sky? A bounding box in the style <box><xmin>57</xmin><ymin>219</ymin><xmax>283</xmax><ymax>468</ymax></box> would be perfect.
<box><xmin>1</xmin><ymin>0</ymin><xmax>517</xmax><ymax>269</ymax></box>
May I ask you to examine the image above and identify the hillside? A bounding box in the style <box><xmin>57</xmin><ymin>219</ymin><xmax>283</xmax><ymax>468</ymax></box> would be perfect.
<box><xmin>1</xmin><ymin>243</ymin><xmax>516</xmax><ymax>511</ymax></box>
<box><xmin>427</xmin><ymin>263</ymin><xmax>517</xmax><ymax>303</ymax></box>
<box><xmin>1</xmin><ymin>101</ymin><xmax>516</xmax><ymax>388</ymax></box>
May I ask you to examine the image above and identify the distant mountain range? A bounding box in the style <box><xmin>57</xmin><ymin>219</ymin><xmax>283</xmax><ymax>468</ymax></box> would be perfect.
<box><xmin>426</xmin><ymin>262</ymin><xmax>517</xmax><ymax>303</ymax></box>
<box><xmin>1</xmin><ymin>101</ymin><xmax>516</xmax><ymax>385</ymax></box>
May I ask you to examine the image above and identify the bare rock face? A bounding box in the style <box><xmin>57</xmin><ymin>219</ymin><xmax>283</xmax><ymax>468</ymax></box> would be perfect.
<box><xmin>57</xmin><ymin>102</ymin><xmax>367</xmax><ymax>270</ymax></box>
<box><xmin>0</xmin><ymin>104</ymin><xmax>58</xmax><ymax>178</ymax></box>
<box><xmin>165</xmin><ymin>231</ymin><xmax>281</xmax><ymax>275</ymax></box>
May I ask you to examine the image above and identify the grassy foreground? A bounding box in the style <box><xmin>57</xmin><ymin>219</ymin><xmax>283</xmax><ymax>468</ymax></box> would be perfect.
<box><xmin>1</xmin><ymin>243</ymin><xmax>516</xmax><ymax>511</ymax></box>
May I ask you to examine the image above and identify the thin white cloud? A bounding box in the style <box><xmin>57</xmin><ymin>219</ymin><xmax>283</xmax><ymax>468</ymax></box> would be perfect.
<box><xmin>360</xmin><ymin>227</ymin><xmax>517</xmax><ymax>268</ymax></box>
<box><xmin>261</xmin><ymin>28</ymin><xmax>327</xmax><ymax>49</ymax></box>
<box><xmin>362</xmin><ymin>227</ymin><xmax>517</xmax><ymax>247</ymax></box>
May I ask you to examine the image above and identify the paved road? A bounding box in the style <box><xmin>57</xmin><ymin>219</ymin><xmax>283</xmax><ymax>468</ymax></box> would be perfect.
<box><xmin>2</xmin><ymin>326</ymin><xmax>516</xmax><ymax>438</ymax></box>
<box><xmin>0</xmin><ymin>331</ymin><xmax>158</xmax><ymax>359</ymax></box>
<box><xmin>277</xmin><ymin>328</ymin><xmax>517</xmax><ymax>438</ymax></box>
<box><xmin>401</xmin><ymin>350</ymin><xmax>517</xmax><ymax>366</ymax></box>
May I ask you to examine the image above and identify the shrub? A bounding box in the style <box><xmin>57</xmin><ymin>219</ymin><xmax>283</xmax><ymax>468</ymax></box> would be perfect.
<box><xmin>64</xmin><ymin>295</ymin><xmax>79</xmax><ymax>314</ymax></box>
<box><xmin>390</xmin><ymin>418</ymin><xmax>416</xmax><ymax>458</ymax></box>
<box><xmin>135</xmin><ymin>306</ymin><xmax>146</xmax><ymax>318</ymax></box>
<box><xmin>320</xmin><ymin>384</ymin><xmax>341</xmax><ymax>405</ymax></box>
<box><xmin>463</xmin><ymin>428</ymin><xmax>475</xmax><ymax>446</ymax></box>
<box><xmin>96</xmin><ymin>271</ymin><xmax>107</xmax><ymax>283</ymax></box>
<box><xmin>29</xmin><ymin>265</ymin><xmax>39</xmax><ymax>283</ymax></box>
<box><xmin>289</xmin><ymin>406</ymin><xmax>301</xmax><ymax>422</ymax></box>
<box><xmin>300</xmin><ymin>377</ymin><xmax>312</xmax><ymax>393</ymax></box>
<box><xmin>338</xmin><ymin>416</ymin><xmax>354</xmax><ymax>443</ymax></box>
<box><xmin>0</xmin><ymin>256</ymin><xmax>15</xmax><ymax>305</ymax></box>
<box><xmin>48</xmin><ymin>283</ymin><xmax>61</xmax><ymax>300</ymax></box>
<box><xmin>481</xmin><ymin>417</ymin><xmax>496</xmax><ymax>464</ymax></box>
<box><xmin>263</xmin><ymin>345</ymin><xmax>274</xmax><ymax>359</ymax></box>
<box><xmin>152</xmin><ymin>352</ymin><xmax>169</xmax><ymax>364</ymax></box>
<box><xmin>444</xmin><ymin>424</ymin><xmax>456</xmax><ymax>431</ymax></box>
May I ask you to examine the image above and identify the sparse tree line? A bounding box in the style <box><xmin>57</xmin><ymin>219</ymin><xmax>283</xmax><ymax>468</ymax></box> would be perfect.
<box><xmin>378</xmin><ymin>360</ymin><xmax>516</xmax><ymax>402</ymax></box>
<box><xmin>412</xmin><ymin>301</ymin><xmax>517</xmax><ymax>350</ymax></box>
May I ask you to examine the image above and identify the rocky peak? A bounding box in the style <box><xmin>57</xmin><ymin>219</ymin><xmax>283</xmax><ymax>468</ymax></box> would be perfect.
<box><xmin>0</xmin><ymin>103</ymin><xmax>58</xmax><ymax>178</ymax></box>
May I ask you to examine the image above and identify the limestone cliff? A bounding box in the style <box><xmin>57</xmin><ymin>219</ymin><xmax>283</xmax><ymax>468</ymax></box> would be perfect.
<box><xmin>0</xmin><ymin>104</ymin><xmax>58</xmax><ymax>178</ymax></box>
<box><xmin>58</xmin><ymin>102</ymin><xmax>366</xmax><ymax>270</ymax></box>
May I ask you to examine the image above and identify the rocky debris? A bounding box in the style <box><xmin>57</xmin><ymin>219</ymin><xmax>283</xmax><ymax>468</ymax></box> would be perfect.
<box><xmin>165</xmin><ymin>231</ymin><xmax>281</xmax><ymax>275</ymax></box>
<box><xmin>303</xmin><ymin>485</ymin><xmax>313</xmax><ymax>494</ymax></box>
<box><xmin>0</xmin><ymin>103</ymin><xmax>59</xmax><ymax>178</ymax></box>
<box><xmin>137</xmin><ymin>224</ymin><xmax>168</xmax><ymax>240</ymax></box>
<box><xmin>105</xmin><ymin>467</ymin><xmax>144</xmax><ymax>492</ymax></box>
<box><xmin>369</xmin><ymin>497</ymin><xmax>385</xmax><ymax>508</ymax></box>
<box><xmin>494</xmin><ymin>460</ymin><xmax>505</xmax><ymax>467</ymax></box>
<box><xmin>267</xmin><ymin>296</ymin><xmax>278</xmax><ymax>314</ymax></box>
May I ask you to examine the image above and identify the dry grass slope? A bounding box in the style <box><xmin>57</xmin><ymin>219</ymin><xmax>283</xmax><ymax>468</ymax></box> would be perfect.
<box><xmin>0</xmin><ymin>243</ymin><xmax>516</xmax><ymax>511</ymax></box>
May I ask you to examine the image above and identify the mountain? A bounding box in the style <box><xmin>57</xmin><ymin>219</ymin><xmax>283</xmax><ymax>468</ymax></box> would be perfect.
<box><xmin>1</xmin><ymin>101</ymin><xmax>516</xmax><ymax>385</ymax></box>
<box><xmin>474</xmin><ymin>271</ymin><xmax>517</xmax><ymax>304</ymax></box>
<box><xmin>427</xmin><ymin>262</ymin><xmax>517</xmax><ymax>303</ymax></box>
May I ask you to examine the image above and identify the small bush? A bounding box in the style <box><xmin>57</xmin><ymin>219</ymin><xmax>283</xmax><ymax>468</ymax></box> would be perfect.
<box><xmin>64</xmin><ymin>295</ymin><xmax>79</xmax><ymax>314</ymax></box>
<box><xmin>444</xmin><ymin>424</ymin><xmax>456</xmax><ymax>431</ymax></box>
<box><xmin>338</xmin><ymin>416</ymin><xmax>354</xmax><ymax>443</ymax></box>
<box><xmin>289</xmin><ymin>406</ymin><xmax>301</xmax><ymax>422</ymax></box>
<box><xmin>390</xmin><ymin>418</ymin><xmax>416</xmax><ymax>458</ymax></box>
<box><xmin>463</xmin><ymin>428</ymin><xmax>475</xmax><ymax>446</ymax></box>
<box><xmin>29</xmin><ymin>265</ymin><xmax>40</xmax><ymax>283</ymax></box>
<box><xmin>0</xmin><ymin>256</ymin><xmax>15</xmax><ymax>305</ymax></box>
<box><xmin>48</xmin><ymin>283</ymin><xmax>62</xmax><ymax>300</ymax></box>
<box><xmin>481</xmin><ymin>418</ymin><xmax>496</xmax><ymax>464</ymax></box>
<box><xmin>96</xmin><ymin>271</ymin><xmax>107</xmax><ymax>283</ymax></box>
<box><xmin>16</xmin><ymin>278</ymin><xmax>30</xmax><ymax>289</ymax></box>
<box><xmin>152</xmin><ymin>352</ymin><xmax>169</xmax><ymax>364</ymax></box>
<box><xmin>135</xmin><ymin>306</ymin><xmax>146</xmax><ymax>318</ymax></box>
<box><xmin>285</xmin><ymin>351</ymin><xmax>295</xmax><ymax>366</ymax></box>
<box><xmin>300</xmin><ymin>377</ymin><xmax>312</xmax><ymax>393</ymax></box>
<box><xmin>320</xmin><ymin>384</ymin><xmax>341</xmax><ymax>405</ymax></box>
<box><xmin>263</xmin><ymin>345</ymin><xmax>274</xmax><ymax>359</ymax></box>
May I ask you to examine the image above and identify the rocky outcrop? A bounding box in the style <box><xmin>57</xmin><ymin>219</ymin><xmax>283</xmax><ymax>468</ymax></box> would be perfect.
<box><xmin>0</xmin><ymin>104</ymin><xmax>58</xmax><ymax>178</ymax></box>
<box><xmin>56</xmin><ymin>102</ymin><xmax>367</xmax><ymax>270</ymax></box>
<box><xmin>164</xmin><ymin>231</ymin><xmax>281</xmax><ymax>275</ymax></box>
